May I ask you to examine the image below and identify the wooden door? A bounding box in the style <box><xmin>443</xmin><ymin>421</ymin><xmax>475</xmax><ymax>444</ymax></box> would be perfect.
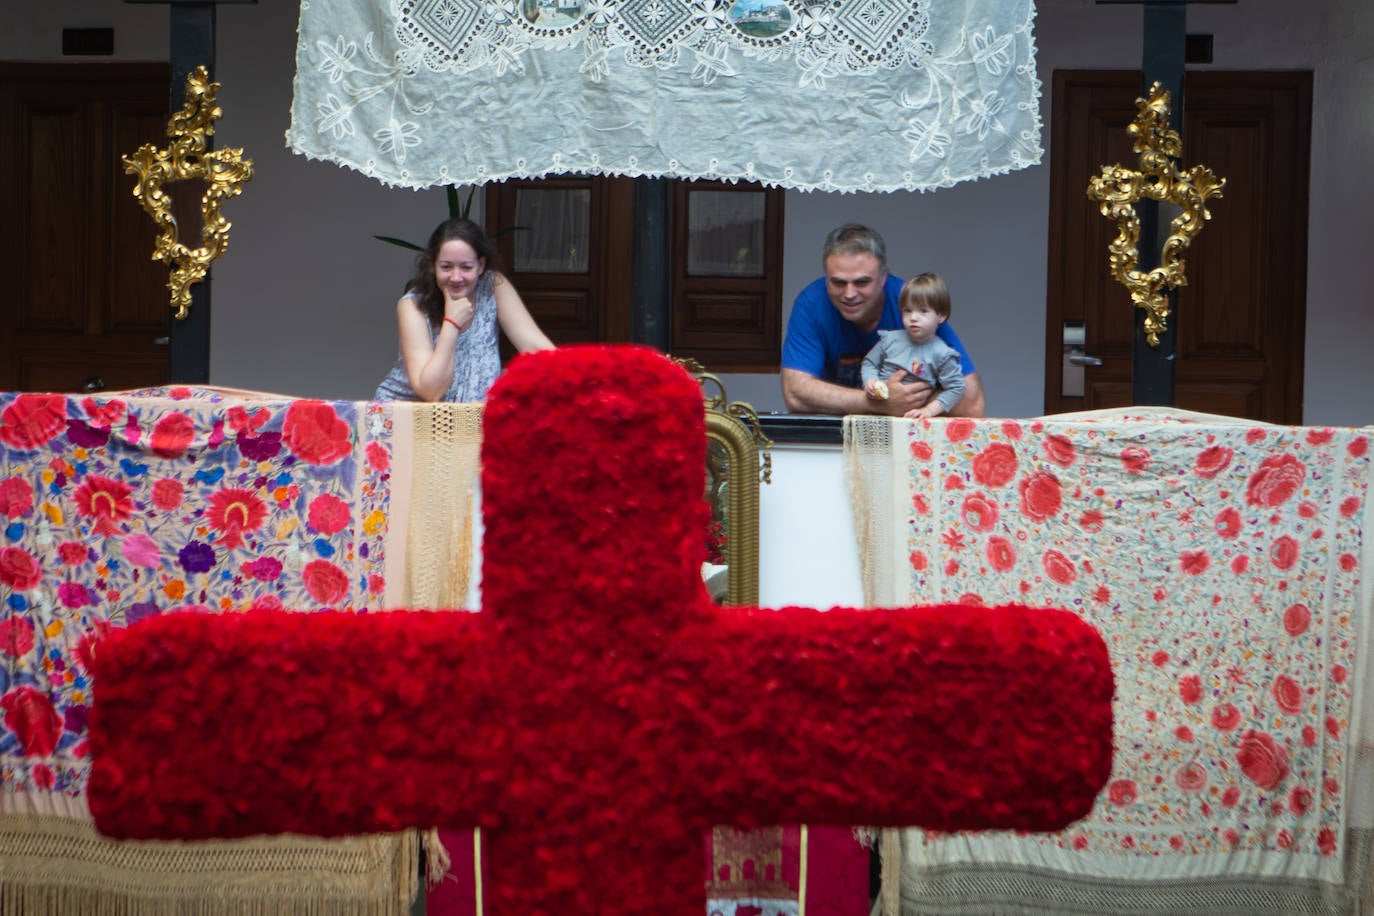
<box><xmin>0</xmin><ymin>63</ymin><xmax>171</xmax><ymax>393</ymax></box>
<box><xmin>1044</xmin><ymin>70</ymin><xmax>1311</xmax><ymax>423</ymax></box>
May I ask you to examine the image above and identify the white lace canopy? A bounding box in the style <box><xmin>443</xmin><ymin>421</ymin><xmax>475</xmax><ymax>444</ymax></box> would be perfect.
<box><xmin>287</xmin><ymin>0</ymin><xmax>1043</xmax><ymax>193</ymax></box>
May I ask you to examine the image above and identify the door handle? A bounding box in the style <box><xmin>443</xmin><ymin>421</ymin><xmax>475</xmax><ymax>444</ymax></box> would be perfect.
<box><xmin>1061</xmin><ymin>320</ymin><xmax>1101</xmax><ymax>397</ymax></box>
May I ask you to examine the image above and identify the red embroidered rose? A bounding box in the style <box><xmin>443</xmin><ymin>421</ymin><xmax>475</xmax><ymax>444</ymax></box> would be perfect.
<box><xmin>307</xmin><ymin>493</ymin><xmax>351</xmax><ymax>535</ymax></box>
<box><xmin>1221</xmin><ymin>786</ymin><xmax>1240</xmax><ymax>807</ymax></box>
<box><xmin>1236</xmin><ymin>729</ymin><xmax>1289</xmax><ymax>790</ymax></box>
<box><xmin>913</xmin><ymin>494</ymin><xmax>930</xmax><ymax>515</ymax></box>
<box><xmin>909</xmin><ymin>550</ymin><xmax>928</xmax><ymax>572</ymax></box>
<box><xmin>1246</xmin><ymin>454</ymin><xmax>1306</xmax><ymax>509</ymax></box>
<box><xmin>302</xmin><ymin>559</ymin><xmax>349</xmax><ymax>605</ymax></box>
<box><xmin>1214</xmin><ymin>507</ymin><xmax>1241</xmax><ymax>539</ymax></box>
<box><xmin>1246</xmin><ymin>427</ymin><xmax>1267</xmax><ymax>444</ymax></box>
<box><xmin>81</xmin><ymin>397</ymin><xmax>126</xmax><ymax>429</ymax></box>
<box><xmin>1212</xmin><ymin>702</ymin><xmax>1241</xmax><ymax>731</ymax></box>
<box><xmin>1350</xmin><ymin>438</ymin><xmax>1368</xmax><ymax>458</ymax></box>
<box><xmin>73</xmin><ymin>474</ymin><xmax>135</xmax><ymax>536</ymax></box>
<box><xmin>1</xmin><ymin>615</ymin><xmax>36</xmax><ymax>658</ymax></box>
<box><xmin>227</xmin><ymin>406</ymin><xmax>271</xmax><ymax>434</ymax></box>
<box><xmin>985</xmin><ymin>536</ymin><xmax>1015</xmax><ymax>573</ymax></box>
<box><xmin>283</xmin><ymin>401</ymin><xmax>352</xmax><ymax>465</ymax></box>
<box><xmin>0</xmin><ymin>394</ymin><xmax>66</xmax><ymax>449</ymax></box>
<box><xmin>1018</xmin><ymin>471</ymin><xmax>1062</xmax><ymax>522</ymax></box>
<box><xmin>1272</xmin><ymin>675</ymin><xmax>1302</xmax><ymax>714</ymax></box>
<box><xmin>1175</xmin><ymin>725</ymin><xmax>1194</xmax><ymax>742</ymax></box>
<box><xmin>1001</xmin><ymin>421</ymin><xmax>1022</xmax><ymax>440</ymax></box>
<box><xmin>944</xmin><ymin>475</ymin><xmax>963</xmax><ymax>491</ymax></box>
<box><xmin>1042</xmin><ymin>434</ymin><xmax>1076</xmax><ymax>468</ymax></box>
<box><xmin>1194</xmin><ymin>445</ymin><xmax>1233</xmax><ymax>479</ymax></box>
<box><xmin>1340</xmin><ymin>553</ymin><xmax>1358</xmax><ymax>572</ymax></box>
<box><xmin>1175</xmin><ymin>762</ymin><xmax>1207</xmax><ymax>793</ymax></box>
<box><xmin>1289</xmin><ymin>786</ymin><xmax>1313</xmax><ymax>815</ymax></box>
<box><xmin>1341</xmin><ymin>497</ymin><xmax>1362</xmax><ymax>519</ymax></box>
<box><xmin>150</xmin><ymin>412</ymin><xmax>196</xmax><ymax>458</ymax></box>
<box><xmin>1283</xmin><ymin>603</ymin><xmax>1310</xmax><ymax>636</ymax></box>
<box><xmin>1042</xmin><ymin>550</ymin><xmax>1076</xmax><ymax>585</ymax></box>
<box><xmin>909</xmin><ymin>441</ymin><xmax>933</xmax><ymax>461</ymax></box>
<box><xmin>1178</xmin><ymin>674</ymin><xmax>1202</xmax><ymax>705</ymax></box>
<box><xmin>1180</xmin><ymin>550</ymin><xmax>1210</xmax><ymax>576</ymax></box>
<box><xmin>366</xmin><ymin>440</ymin><xmax>391</xmax><ymax>472</ymax></box>
<box><xmin>0</xmin><ymin>685</ymin><xmax>62</xmax><ymax>757</ymax></box>
<box><xmin>1120</xmin><ymin>446</ymin><xmax>1152</xmax><ymax>474</ymax></box>
<box><xmin>959</xmin><ymin>493</ymin><xmax>999</xmax><ymax>532</ymax></box>
<box><xmin>1333</xmin><ymin>664</ymin><xmax>1348</xmax><ymax>684</ymax></box>
<box><xmin>1306</xmin><ymin>428</ymin><xmax>1334</xmax><ymax>446</ymax></box>
<box><xmin>943</xmin><ymin>558</ymin><xmax>959</xmax><ymax>576</ymax></box>
<box><xmin>206</xmin><ymin>488</ymin><xmax>268</xmax><ymax>550</ymax></box>
<box><xmin>1270</xmin><ymin>536</ymin><xmax>1298</xmax><ymax>571</ymax></box>
<box><xmin>1107</xmin><ymin>779</ymin><xmax>1138</xmax><ymax>806</ymax></box>
<box><xmin>151</xmin><ymin>478</ymin><xmax>184</xmax><ymax>512</ymax></box>
<box><xmin>0</xmin><ymin>547</ymin><xmax>42</xmax><ymax>591</ymax></box>
<box><xmin>1298</xmin><ymin>501</ymin><xmax>1318</xmax><ymax>519</ymax></box>
<box><xmin>1319</xmin><ymin>828</ymin><xmax>1337</xmax><ymax>856</ymax></box>
<box><xmin>0</xmin><ymin>476</ymin><xmax>33</xmax><ymax>518</ymax></box>
<box><xmin>945</xmin><ymin>418</ymin><xmax>974</xmax><ymax>442</ymax></box>
<box><xmin>1231</xmin><ymin>556</ymin><xmax>1248</xmax><ymax>574</ymax></box>
<box><xmin>971</xmin><ymin>443</ymin><xmax>1017</xmax><ymax>487</ymax></box>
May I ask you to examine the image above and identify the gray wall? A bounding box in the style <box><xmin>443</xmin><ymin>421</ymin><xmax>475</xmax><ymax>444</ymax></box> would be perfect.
<box><xmin>6</xmin><ymin>0</ymin><xmax>1371</xmax><ymax>424</ymax></box>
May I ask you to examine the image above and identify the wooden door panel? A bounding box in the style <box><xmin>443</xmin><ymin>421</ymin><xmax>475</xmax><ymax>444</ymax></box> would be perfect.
<box><xmin>2</xmin><ymin>63</ymin><xmax>171</xmax><ymax>393</ymax></box>
<box><xmin>1044</xmin><ymin>70</ymin><xmax>1310</xmax><ymax>424</ymax></box>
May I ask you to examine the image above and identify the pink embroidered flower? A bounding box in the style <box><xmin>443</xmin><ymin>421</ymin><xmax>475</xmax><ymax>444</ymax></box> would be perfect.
<box><xmin>1349</xmin><ymin>438</ymin><xmax>1368</xmax><ymax>458</ymax></box>
<box><xmin>959</xmin><ymin>493</ymin><xmax>999</xmax><ymax>532</ymax></box>
<box><xmin>909</xmin><ymin>441</ymin><xmax>933</xmax><ymax>461</ymax></box>
<box><xmin>1178</xmin><ymin>675</ymin><xmax>1202</xmax><ymax>705</ymax></box>
<box><xmin>0</xmin><ymin>686</ymin><xmax>62</xmax><ymax>757</ymax></box>
<box><xmin>1270</xmin><ymin>536</ymin><xmax>1298</xmax><ymax>571</ymax></box>
<box><xmin>1018</xmin><ymin>471</ymin><xmax>1062</xmax><ymax>522</ymax></box>
<box><xmin>58</xmin><ymin>582</ymin><xmax>91</xmax><ymax>609</ymax></box>
<box><xmin>1290</xmin><ymin>786</ymin><xmax>1313</xmax><ymax>815</ymax></box>
<box><xmin>1042</xmin><ymin>550</ymin><xmax>1076</xmax><ymax>585</ymax></box>
<box><xmin>150</xmin><ymin>412</ymin><xmax>196</xmax><ymax>458</ymax></box>
<box><xmin>1042</xmin><ymin>434</ymin><xmax>1076</xmax><ymax>468</ymax></box>
<box><xmin>0</xmin><ymin>476</ymin><xmax>33</xmax><ymax>517</ymax></box>
<box><xmin>73</xmin><ymin>474</ymin><xmax>135</xmax><ymax>536</ymax></box>
<box><xmin>307</xmin><ymin>493</ymin><xmax>351</xmax><ymax>536</ymax></box>
<box><xmin>1231</xmin><ymin>555</ymin><xmax>1249</xmax><ymax>574</ymax></box>
<box><xmin>1340</xmin><ymin>497</ymin><xmax>1362</xmax><ymax>519</ymax></box>
<box><xmin>80</xmin><ymin>397</ymin><xmax>126</xmax><ymax>429</ymax></box>
<box><xmin>366</xmin><ymin>440</ymin><xmax>390</xmax><ymax>472</ymax></box>
<box><xmin>1000</xmin><ymin>421</ymin><xmax>1022</xmax><ymax>440</ymax></box>
<box><xmin>1306</xmin><ymin>428</ymin><xmax>1334</xmax><ymax>446</ymax></box>
<box><xmin>1221</xmin><ymin>786</ymin><xmax>1241</xmax><ymax>807</ymax></box>
<box><xmin>1272</xmin><ymin>675</ymin><xmax>1303</xmax><ymax>714</ymax></box>
<box><xmin>1194</xmin><ymin>445</ymin><xmax>1233</xmax><ymax>479</ymax></box>
<box><xmin>1120</xmin><ymin>445</ymin><xmax>1152</xmax><ymax>474</ymax></box>
<box><xmin>1236</xmin><ymin>729</ymin><xmax>1289</xmax><ymax>790</ymax></box>
<box><xmin>909</xmin><ymin>550</ymin><xmax>928</xmax><ymax>572</ymax></box>
<box><xmin>283</xmin><ymin>401</ymin><xmax>353</xmax><ymax>465</ymax></box>
<box><xmin>945</xmin><ymin>418</ymin><xmax>974</xmax><ymax>442</ymax></box>
<box><xmin>151</xmin><ymin>478</ymin><xmax>184</xmax><ymax>512</ymax></box>
<box><xmin>1319</xmin><ymin>828</ymin><xmax>1337</xmax><ymax>856</ymax></box>
<box><xmin>1175</xmin><ymin>762</ymin><xmax>1207</xmax><ymax>793</ymax></box>
<box><xmin>58</xmin><ymin>541</ymin><xmax>88</xmax><ymax>566</ymax></box>
<box><xmin>1078</xmin><ymin>509</ymin><xmax>1105</xmax><ymax>532</ymax></box>
<box><xmin>302</xmin><ymin>559</ymin><xmax>349</xmax><ymax>605</ymax></box>
<box><xmin>1214</xmin><ymin>507</ymin><xmax>1242</xmax><ymax>539</ymax></box>
<box><xmin>121</xmin><ymin>533</ymin><xmax>162</xmax><ymax>568</ymax></box>
<box><xmin>971</xmin><ymin>443</ymin><xmax>1017</xmax><ymax>487</ymax></box>
<box><xmin>0</xmin><ymin>547</ymin><xmax>42</xmax><ymax>591</ymax></box>
<box><xmin>0</xmin><ymin>616</ymin><xmax>36</xmax><ymax>658</ymax></box>
<box><xmin>985</xmin><ymin>537</ymin><xmax>1015</xmax><ymax>573</ymax></box>
<box><xmin>1180</xmin><ymin>550</ymin><xmax>1210</xmax><ymax>576</ymax></box>
<box><xmin>1246</xmin><ymin>454</ymin><xmax>1306</xmax><ymax>509</ymax></box>
<box><xmin>1107</xmin><ymin>779</ymin><xmax>1138</xmax><ymax>806</ymax></box>
<box><xmin>0</xmin><ymin>394</ymin><xmax>66</xmax><ymax>449</ymax></box>
<box><xmin>1212</xmin><ymin>703</ymin><xmax>1242</xmax><ymax>731</ymax></box>
<box><xmin>1283</xmin><ymin>603</ymin><xmax>1310</xmax><ymax>636</ymax></box>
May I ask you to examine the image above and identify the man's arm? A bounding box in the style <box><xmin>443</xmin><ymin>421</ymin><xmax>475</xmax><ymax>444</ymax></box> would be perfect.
<box><xmin>948</xmin><ymin>371</ymin><xmax>985</xmax><ymax>417</ymax></box>
<box><xmin>783</xmin><ymin>367</ymin><xmax>935</xmax><ymax>417</ymax></box>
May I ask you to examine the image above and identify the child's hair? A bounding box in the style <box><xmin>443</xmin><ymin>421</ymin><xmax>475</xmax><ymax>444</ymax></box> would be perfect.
<box><xmin>409</xmin><ymin>218</ymin><xmax>501</xmax><ymax>328</ymax></box>
<box><xmin>898</xmin><ymin>272</ymin><xmax>951</xmax><ymax>318</ymax></box>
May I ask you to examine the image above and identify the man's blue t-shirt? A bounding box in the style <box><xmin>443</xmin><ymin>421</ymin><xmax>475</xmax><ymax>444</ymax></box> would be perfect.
<box><xmin>781</xmin><ymin>274</ymin><xmax>976</xmax><ymax>389</ymax></box>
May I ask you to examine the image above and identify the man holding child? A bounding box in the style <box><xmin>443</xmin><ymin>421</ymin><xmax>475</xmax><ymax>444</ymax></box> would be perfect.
<box><xmin>780</xmin><ymin>224</ymin><xmax>986</xmax><ymax>418</ymax></box>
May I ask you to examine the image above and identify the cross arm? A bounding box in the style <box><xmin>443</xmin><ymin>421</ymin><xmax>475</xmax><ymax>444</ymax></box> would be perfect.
<box><xmin>679</xmin><ymin>602</ymin><xmax>1114</xmax><ymax>833</ymax></box>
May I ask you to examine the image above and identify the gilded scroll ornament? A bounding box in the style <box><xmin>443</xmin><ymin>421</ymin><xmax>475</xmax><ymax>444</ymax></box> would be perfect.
<box><xmin>1086</xmin><ymin>82</ymin><xmax>1224</xmax><ymax>347</ymax></box>
<box><xmin>124</xmin><ymin>66</ymin><xmax>254</xmax><ymax>320</ymax></box>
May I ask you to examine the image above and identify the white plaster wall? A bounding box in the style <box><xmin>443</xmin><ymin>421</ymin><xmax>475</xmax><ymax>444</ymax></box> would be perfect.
<box><xmin>5</xmin><ymin>0</ymin><xmax>1371</xmax><ymax>425</ymax></box>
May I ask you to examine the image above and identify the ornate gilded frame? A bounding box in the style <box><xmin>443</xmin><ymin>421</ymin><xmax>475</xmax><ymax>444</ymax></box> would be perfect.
<box><xmin>676</xmin><ymin>360</ymin><xmax>773</xmax><ymax>607</ymax></box>
<box><xmin>123</xmin><ymin>66</ymin><xmax>254</xmax><ymax>319</ymax></box>
<box><xmin>1086</xmin><ymin>82</ymin><xmax>1225</xmax><ymax>346</ymax></box>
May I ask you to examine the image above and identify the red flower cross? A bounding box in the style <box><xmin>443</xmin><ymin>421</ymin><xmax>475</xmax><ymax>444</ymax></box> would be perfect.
<box><xmin>89</xmin><ymin>345</ymin><xmax>1114</xmax><ymax>916</ymax></box>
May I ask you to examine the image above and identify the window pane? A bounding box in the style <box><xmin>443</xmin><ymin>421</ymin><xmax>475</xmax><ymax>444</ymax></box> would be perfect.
<box><xmin>513</xmin><ymin>188</ymin><xmax>590</xmax><ymax>273</ymax></box>
<box><xmin>686</xmin><ymin>191</ymin><xmax>765</xmax><ymax>277</ymax></box>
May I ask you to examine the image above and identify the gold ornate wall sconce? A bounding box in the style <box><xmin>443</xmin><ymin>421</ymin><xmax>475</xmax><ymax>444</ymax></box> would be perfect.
<box><xmin>124</xmin><ymin>66</ymin><xmax>255</xmax><ymax>320</ymax></box>
<box><xmin>1086</xmin><ymin>82</ymin><xmax>1225</xmax><ymax>347</ymax></box>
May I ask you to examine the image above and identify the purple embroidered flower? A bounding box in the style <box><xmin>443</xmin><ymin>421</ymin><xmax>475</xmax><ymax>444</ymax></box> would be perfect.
<box><xmin>238</xmin><ymin>432</ymin><xmax>282</xmax><ymax>461</ymax></box>
<box><xmin>65</xmin><ymin>419</ymin><xmax>110</xmax><ymax>448</ymax></box>
<box><xmin>63</xmin><ymin>704</ymin><xmax>89</xmax><ymax>733</ymax></box>
<box><xmin>126</xmin><ymin>600</ymin><xmax>160</xmax><ymax>625</ymax></box>
<box><xmin>178</xmin><ymin>540</ymin><xmax>216</xmax><ymax>574</ymax></box>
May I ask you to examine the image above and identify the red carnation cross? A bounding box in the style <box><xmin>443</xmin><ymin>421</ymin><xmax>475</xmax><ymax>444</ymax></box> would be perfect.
<box><xmin>90</xmin><ymin>345</ymin><xmax>1114</xmax><ymax>916</ymax></box>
